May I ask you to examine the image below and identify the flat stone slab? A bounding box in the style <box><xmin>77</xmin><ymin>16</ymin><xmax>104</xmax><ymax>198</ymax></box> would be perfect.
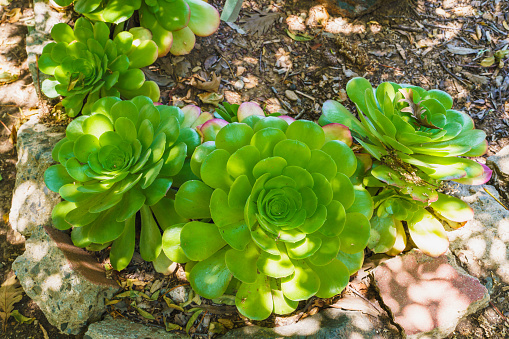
<box><xmin>373</xmin><ymin>249</ymin><xmax>489</xmax><ymax>338</ymax></box>
<box><xmin>447</xmin><ymin>184</ymin><xmax>509</xmax><ymax>284</ymax></box>
<box><xmin>85</xmin><ymin>317</ymin><xmax>187</xmax><ymax>339</ymax></box>
<box><xmin>221</xmin><ymin>307</ymin><xmax>400</xmax><ymax>338</ymax></box>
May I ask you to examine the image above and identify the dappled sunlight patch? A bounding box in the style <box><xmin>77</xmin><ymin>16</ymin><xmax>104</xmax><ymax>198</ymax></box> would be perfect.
<box><xmin>41</xmin><ymin>274</ymin><xmax>62</xmax><ymax>293</ymax></box>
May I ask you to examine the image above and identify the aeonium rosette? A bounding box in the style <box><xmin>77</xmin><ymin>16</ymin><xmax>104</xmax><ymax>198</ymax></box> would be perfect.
<box><xmin>161</xmin><ymin>103</ymin><xmax>374</xmax><ymax>320</ymax></box>
<box><xmin>44</xmin><ymin>96</ymin><xmax>213</xmax><ymax>270</ymax></box>
<box><xmin>39</xmin><ymin>18</ymin><xmax>160</xmax><ymax>116</ymax></box>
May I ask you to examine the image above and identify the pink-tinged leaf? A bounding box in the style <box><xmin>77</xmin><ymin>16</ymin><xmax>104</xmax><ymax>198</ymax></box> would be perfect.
<box><xmin>181</xmin><ymin>105</ymin><xmax>201</xmax><ymax>128</ymax></box>
<box><xmin>237</xmin><ymin>102</ymin><xmax>265</xmax><ymax>122</ymax></box>
<box><xmin>199</xmin><ymin>119</ymin><xmax>229</xmax><ymax>142</ymax></box>
<box><xmin>192</xmin><ymin>112</ymin><xmax>214</xmax><ymax>128</ymax></box>
<box><xmin>169</xmin><ymin>27</ymin><xmax>195</xmax><ymax>56</ymax></box>
<box><xmin>355</xmin><ymin>153</ymin><xmax>372</xmax><ymax>173</ymax></box>
<box><xmin>139</xmin><ymin>6</ymin><xmax>173</xmax><ymax>57</ymax></box>
<box><xmin>154</xmin><ymin>103</ymin><xmax>162</xmax><ymax>106</ymax></box>
<box><xmin>184</xmin><ymin>0</ymin><xmax>220</xmax><ymax>37</ymax></box>
<box><xmin>277</xmin><ymin>115</ymin><xmax>295</xmax><ymax>124</ymax></box>
<box><xmin>452</xmin><ymin>163</ymin><xmax>492</xmax><ymax>185</ymax></box>
<box><xmin>322</xmin><ymin>123</ymin><xmax>352</xmax><ymax>146</ymax></box>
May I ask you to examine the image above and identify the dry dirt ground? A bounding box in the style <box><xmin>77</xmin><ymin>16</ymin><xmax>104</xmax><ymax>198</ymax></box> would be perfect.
<box><xmin>0</xmin><ymin>0</ymin><xmax>508</xmax><ymax>338</ymax></box>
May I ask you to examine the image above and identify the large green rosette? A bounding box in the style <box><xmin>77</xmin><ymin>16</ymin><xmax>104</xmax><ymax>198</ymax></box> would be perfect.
<box><xmin>169</xmin><ymin>103</ymin><xmax>373</xmax><ymax>320</ymax></box>
<box><xmin>44</xmin><ymin>96</ymin><xmax>201</xmax><ymax>270</ymax></box>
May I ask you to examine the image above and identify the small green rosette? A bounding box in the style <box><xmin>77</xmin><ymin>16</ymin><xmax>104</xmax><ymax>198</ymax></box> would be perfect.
<box><xmin>39</xmin><ymin>18</ymin><xmax>159</xmax><ymax>116</ymax></box>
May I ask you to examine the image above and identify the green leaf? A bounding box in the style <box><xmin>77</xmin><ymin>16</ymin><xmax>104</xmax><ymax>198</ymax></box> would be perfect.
<box><xmin>45</xmin><ymin>164</ymin><xmax>75</xmax><ymax>193</ymax></box>
<box><xmin>51</xmin><ymin>200</ymin><xmax>76</xmax><ymax>230</ymax></box>
<box><xmin>368</xmin><ymin>216</ymin><xmax>397</xmax><ymax>253</ymax></box>
<box><xmin>285</xmin><ymin>234</ymin><xmax>322</xmax><ymax>259</ymax></box>
<box><xmin>225</xmin><ymin>242</ymin><xmax>259</xmax><ymax>283</ymax></box>
<box><xmin>162</xmin><ymin>223</ymin><xmax>190</xmax><ymax>263</ymax></box>
<box><xmin>174</xmin><ymin>180</ymin><xmax>213</xmax><ymax>219</ymax></box>
<box><xmin>306</xmin><ymin>150</ymin><xmax>337</xmax><ymax>181</ymax></box>
<box><xmin>285</xmin><ymin>120</ymin><xmax>325</xmax><ymax>150</ymax></box>
<box><xmin>307</xmin><ymin>232</ymin><xmax>341</xmax><ymax>266</ymax></box>
<box><xmin>251</xmin><ymin>128</ymin><xmax>286</xmax><ymax>159</ymax></box>
<box><xmin>181</xmin><ymin>221</ymin><xmax>227</xmax><ymax>261</ymax></box>
<box><xmin>281</xmin><ymin>259</ymin><xmax>319</xmax><ymax>301</ymax></box>
<box><xmin>273</xmin><ymin>139</ymin><xmax>311</xmax><ymax>167</ymax></box>
<box><xmin>189</xmin><ymin>247</ymin><xmax>232</xmax><ymax>299</ymax></box>
<box><xmin>336</xmin><ymin>250</ymin><xmax>364</xmax><ymax>275</ymax></box>
<box><xmin>139</xmin><ymin>204</ymin><xmax>162</xmax><ymax>262</ymax></box>
<box><xmin>308</xmin><ymin>260</ymin><xmax>349</xmax><ymax>298</ymax></box>
<box><xmin>321</xmin><ymin>140</ymin><xmax>357</xmax><ymax>177</ymax></box>
<box><xmin>110</xmin><ymin>216</ymin><xmax>136</xmax><ymax>270</ymax></box>
<box><xmin>226</xmin><ymin>145</ymin><xmax>260</xmax><ymax>183</ymax></box>
<box><xmin>346</xmin><ymin>186</ymin><xmax>373</xmax><ymax>219</ymax></box>
<box><xmin>236</xmin><ymin>273</ymin><xmax>273</xmax><ymax>320</ymax></box>
<box><xmin>256</xmin><ymin>243</ymin><xmax>294</xmax><ymax>278</ymax></box>
<box><xmin>318</xmin><ymin>200</ymin><xmax>345</xmax><ymax>237</ymax></box>
<box><xmin>201</xmin><ymin>149</ymin><xmax>234</xmax><ymax>191</ymax></box>
<box><xmin>11</xmin><ymin>310</ymin><xmax>35</xmax><ymax>324</ymax></box>
<box><xmin>285</xmin><ymin>29</ymin><xmax>314</xmax><ymax>41</ymax></box>
<box><xmin>186</xmin><ymin>309</ymin><xmax>203</xmax><ymax>334</ymax></box>
<box><xmin>215</xmin><ymin>122</ymin><xmax>254</xmax><ymax>154</ymax></box>
<box><xmin>330</xmin><ymin>172</ymin><xmax>355</xmax><ymax>210</ymax></box>
<box><xmin>339</xmin><ymin>212</ymin><xmax>371</xmax><ymax>254</ymax></box>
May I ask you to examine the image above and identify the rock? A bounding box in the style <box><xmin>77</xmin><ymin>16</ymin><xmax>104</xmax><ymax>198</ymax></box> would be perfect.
<box><xmin>488</xmin><ymin>145</ymin><xmax>509</xmax><ymax>181</ymax></box>
<box><xmin>168</xmin><ymin>285</ymin><xmax>189</xmax><ymax>304</ymax></box>
<box><xmin>331</xmin><ymin>0</ymin><xmax>396</xmax><ymax>18</ymax></box>
<box><xmin>11</xmin><ymin>118</ymin><xmax>120</xmax><ymax>334</ymax></box>
<box><xmin>447</xmin><ymin>184</ymin><xmax>509</xmax><ymax>284</ymax></box>
<box><xmin>373</xmin><ymin>249</ymin><xmax>490</xmax><ymax>338</ymax></box>
<box><xmin>84</xmin><ymin>317</ymin><xmax>187</xmax><ymax>339</ymax></box>
<box><xmin>13</xmin><ymin>225</ymin><xmax>120</xmax><ymax>335</ymax></box>
<box><xmin>233</xmin><ymin>79</ymin><xmax>244</xmax><ymax>91</ymax></box>
<box><xmin>9</xmin><ymin>115</ymin><xmax>64</xmax><ymax>236</ymax></box>
<box><xmin>220</xmin><ymin>307</ymin><xmax>400</xmax><ymax>338</ymax></box>
<box><xmin>285</xmin><ymin>90</ymin><xmax>299</xmax><ymax>101</ymax></box>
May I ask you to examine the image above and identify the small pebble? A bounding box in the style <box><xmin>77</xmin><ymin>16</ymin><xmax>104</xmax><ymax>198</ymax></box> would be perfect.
<box><xmin>233</xmin><ymin>79</ymin><xmax>244</xmax><ymax>91</ymax></box>
<box><xmin>285</xmin><ymin>90</ymin><xmax>299</xmax><ymax>101</ymax></box>
<box><xmin>168</xmin><ymin>286</ymin><xmax>189</xmax><ymax>304</ymax></box>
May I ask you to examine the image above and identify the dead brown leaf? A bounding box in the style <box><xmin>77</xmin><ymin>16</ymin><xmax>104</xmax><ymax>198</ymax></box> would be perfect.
<box><xmin>198</xmin><ymin>92</ymin><xmax>224</xmax><ymax>106</ymax></box>
<box><xmin>240</xmin><ymin>11</ymin><xmax>281</xmax><ymax>37</ymax></box>
<box><xmin>0</xmin><ymin>275</ymin><xmax>23</xmax><ymax>331</ymax></box>
<box><xmin>2</xmin><ymin>8</ymin><xmax>21</xmax><ymax>23</ymax></box>
<box><xmin>189</xmin><ymin>73</ymin><xmax>221</xmax><ymax>93</ymax></box>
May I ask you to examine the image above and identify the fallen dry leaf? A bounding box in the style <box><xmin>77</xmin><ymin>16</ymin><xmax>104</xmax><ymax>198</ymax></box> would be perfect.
<box><xmin>462</xmin><ymin>71</ymin><xmax>489</xmax><ymax>85</ymax></box>
<box><xmin>240</xmin><ymin>11</ymin><xmax>281</xmax><ymax>37</ymax></box>
<box><xmin>189</xmin><ymin>73</ymin><xmax>221</xmax><ymax>92</ymax></box>
<box><xmin>0</xmin><ymin>275</ymin><xmax>23</xmax><ymax>331</ymax></box>
<box><xmin>2</xmin><ymin>8</ymin><xmax>21</xmax><ymax>23</ymax></box>
<box><xmin>446</xmin><ymin>44</ymin><xmax>479</xmax><ymax>55</ymax></box>
<box><xmin>0</xmin><ymin>71</ymin><xmax>18</xmax><ymax>85</ymax></box>
<box><xmin>198</xmin><ymin>92</ymin><xmax>224</xmax><ymax>106</ymax></box>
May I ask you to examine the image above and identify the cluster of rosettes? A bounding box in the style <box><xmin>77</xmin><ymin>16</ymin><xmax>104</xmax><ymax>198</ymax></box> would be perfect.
<box><xmin>44</xmin><ymin>96</ymin><xmax>214</xmax><ymax>270</ymax></box>
<box><xmin>158</xmin><ymin>103</ymin><xmax>374</xmax><ymax>320</ymax></box>
<box><xmin>51</xmin><ymin>0</ymin><xmax>220</xmax><ymax>57</ymax></box>
<box><xmin>321</xmin><ymin>77</ymin><xmax>492</xmax><ymax>258</ymax></box>
<box><xmin>39</xmin><ymin>18</ymin><xmax>159</xmax><ymax>116</ymax></box>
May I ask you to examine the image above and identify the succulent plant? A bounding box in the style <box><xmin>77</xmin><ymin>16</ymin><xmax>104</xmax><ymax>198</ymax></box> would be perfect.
<box><xmin>162</xmin><ymin>102</ymin><xmax>374</xmax><ymax>320</ymax></box>
<box><xmin>52</xmin><ymin>0</ymin><xmax>220</xmax><ymax>57</ymax></box>
<box><xmin>320</xmin><ymin>77</ymin><xmax>491</xmax><ymax>203</ymax></box>
<box><xmin>367</xmin><ymin>187</ymin><xmax>476</xmax><ymax>257</ymax></box>
<box><xmin>39</xmin><ymin>18</ymin><xmax>160</xmax><ymax>117</ymax></box>
<box><xmin>51</xmin><ymin>0</ymin><xmax>142</xmax><ymax>24</ymax></box>
<box><xmin>44</xmin><ymin>96</ymin><xmax>215</xmax><ymax>270</ymax></box>
<box><xmin>320</xmin><ymin>77</ymin><xmax>492</xmax><ymax>257</ymax></box>
<box><xmin>138</xmin><ymin>0</ymin><xmax>220</xmax><ymax>56</ymax></box>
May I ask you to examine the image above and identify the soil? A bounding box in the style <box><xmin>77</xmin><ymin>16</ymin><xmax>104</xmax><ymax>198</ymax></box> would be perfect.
<box><xmin>1</xmin><ymin>0</ymin><xmax>508</xmax><ymax>338</ymax></box>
